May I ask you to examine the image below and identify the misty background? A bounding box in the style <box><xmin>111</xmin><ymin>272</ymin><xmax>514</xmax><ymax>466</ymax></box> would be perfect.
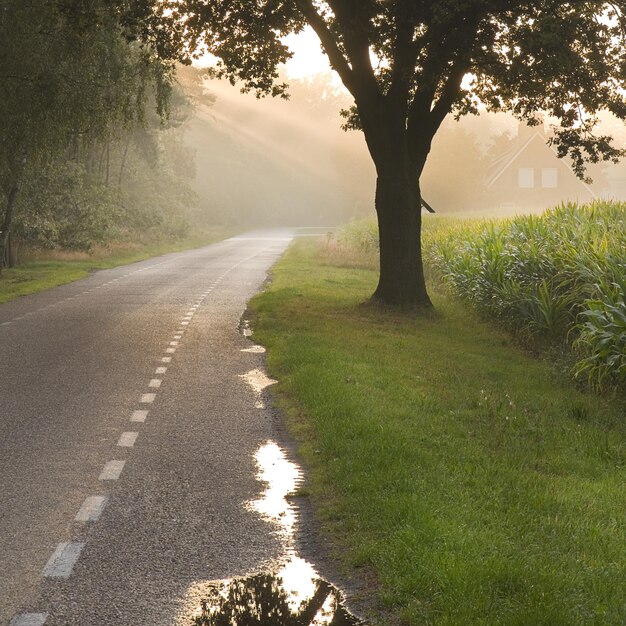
<box><xmin>179</xmin><ymin>65</ymin><xmax>626</xmax><ymax>228</ymax></box>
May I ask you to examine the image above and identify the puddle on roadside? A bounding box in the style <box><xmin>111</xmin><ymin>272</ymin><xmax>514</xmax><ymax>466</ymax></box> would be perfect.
<box><xmin>241</xmin><ymin>345</ymin><xmax>266</xmax><ymax>354</ymax></box>
<box><xmin>191</xmin><ymin>566</ymin><xmax>362</xmax><ymax>625</ymax></box>
<box><xmin>239</xmin><ymin>369</ymin><xmax>277</xmax><ymax>396</ymax></box>
<box><xmin>239</xmin><ymin>369</ymin><xmax>277</xmax><ymax>408</ymax></box>
<box><xmin>240</xmin><ymin>318</ymin><xmax>253</xmax><ymax>337</ymax></box>
<box><xmin>180</xmin><ymin>442</ymin><xmax>365</xmax><ymax>625</ymax></box>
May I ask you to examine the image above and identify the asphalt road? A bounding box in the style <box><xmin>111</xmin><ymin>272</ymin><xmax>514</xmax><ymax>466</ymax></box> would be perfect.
<box><xmin>0</xmin><ymin>231</ymin><xmax>294</xmax><ymax>625</ymax></box>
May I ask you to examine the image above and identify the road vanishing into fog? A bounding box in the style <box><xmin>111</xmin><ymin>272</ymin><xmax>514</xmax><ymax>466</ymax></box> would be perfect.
<box><xmin>0</xmin><ymin>231</ymin><xmax>294</xmax><ymax>625</ymax></box>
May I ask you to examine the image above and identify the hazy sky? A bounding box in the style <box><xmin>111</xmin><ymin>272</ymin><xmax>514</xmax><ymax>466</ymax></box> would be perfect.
<box><xmin>195</xmin><ymin>27</ymin><xmax>333</xmax><ymax>80</ymax></box>
<box><xmin>188</xmin><ymin>24</ymin><xmax>626</xmax><ymax>220</ymax></box>
<box><xmin>281</xmin><ymin>28</ymin><xmax>332</xmax><ymax>78</ymax></box>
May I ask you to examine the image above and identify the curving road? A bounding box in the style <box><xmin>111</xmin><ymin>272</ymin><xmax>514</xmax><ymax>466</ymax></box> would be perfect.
<box><xmin>0</xmin><ymin>231</ymin><xmax>293</xmax><ymax>625</ymax></box>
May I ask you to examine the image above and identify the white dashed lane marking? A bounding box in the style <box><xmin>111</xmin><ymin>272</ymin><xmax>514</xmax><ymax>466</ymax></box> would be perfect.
<box><xmin>131</xmin><ymin>410</ymin><xmax>148</xmax><ymax>423</ymax></box>
<box><xmin>6</xmin><ymin>256</ymin><xmax>275</xmax><ymax>622</ymax></box>
<box><xmin>9</xmin><ymin>612</ymin><xmax>49</xmax><ymax>626</ymax></box>
<box><xmin>75</xmin><ymin>496</ymin><xmax>108</xmax><ymax>523</ymax></box>
<box><xmin>117</xmin><ymin>432</ymin><xmax>139</xmax><ymax>448</ymax></box>
<box><xmin>42</xmin><ymin>542</ymin><xmax>85</xmax><ymax>578</ymax></box>
<box><xmin>0</xmin><ymin>260</ymin><xmax>178</xmax><ymax>327</ymax></box>
<box><xmin>99</xmin><ymin>460</ymin><xmax>126</xmax><ymax>481</ymax></box>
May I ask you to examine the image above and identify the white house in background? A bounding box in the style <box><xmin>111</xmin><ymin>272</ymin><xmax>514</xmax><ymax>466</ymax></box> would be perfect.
<box><xmin>486</xmin><ymin>123</ymin><xmax>596</xmax><ymax>212</ymax></box>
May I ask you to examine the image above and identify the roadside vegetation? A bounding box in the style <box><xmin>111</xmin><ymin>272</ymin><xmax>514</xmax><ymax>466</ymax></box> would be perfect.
<box><xmin>327</xmin><ymin>202</ymin><xmax>625</xmax><ymax>390</ymax></box>
<box><xmin>250</xmin><ymin>230</ymin><xmax>625</xmax><ymax>625</ymax></box>
<box><xmin>0</xmin><ymin>2</ymin><xmax>213</xmax><ymax>278</ymax></box>
<box><xmin>0</xmin><ymin>3</ymin><xmax>230</xmax><ymax>304</ymax></box>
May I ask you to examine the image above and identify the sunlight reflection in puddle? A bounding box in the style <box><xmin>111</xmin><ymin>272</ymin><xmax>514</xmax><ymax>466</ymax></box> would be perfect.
<box><xmin>248</xmin><ymin>441</ymin><xmax>301</xmax><ymax>538</ymax></box>
<box><xmin>239</xmin><ymin>369</ymin><xmax>278</xmax><ymax>408</ymax></box>
<box><xmin>191</xmin><ymin>566</ymin><xmax>361</xmax><ymax>625</ymax></box>
<box><xmin>178</xmin><ymin>442</ymin><xmax>364</xmax><ymax>625</ymax></box>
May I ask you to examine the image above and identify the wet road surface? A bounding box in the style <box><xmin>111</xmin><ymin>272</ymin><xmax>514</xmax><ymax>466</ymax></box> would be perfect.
<box><xmin>0</xmin><ymin>231</ymin><xmax>310</xmax><ymax>625</ymax></box>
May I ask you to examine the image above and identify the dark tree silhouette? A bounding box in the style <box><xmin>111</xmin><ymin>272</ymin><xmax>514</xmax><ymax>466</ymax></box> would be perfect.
<box><xmin>76</xmin><ymin>1</ymin><xmax>626</xmax><ymax>307</ymax></box>
<box><xmin>194</xmin><ymin>571</ymin><xmax>361</xmax><ymax>625</ymax></box>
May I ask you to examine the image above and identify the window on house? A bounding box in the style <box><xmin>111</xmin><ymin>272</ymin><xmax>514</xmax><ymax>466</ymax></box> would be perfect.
<box><xmin>542</xmin><ymin>168</ymin><xmax>558</xmax><ymax>188</ymax></box>
<box><xmin>518</xmin><ymin>168</ymin><xmax>534</xmax><ymax>188</ymax></box>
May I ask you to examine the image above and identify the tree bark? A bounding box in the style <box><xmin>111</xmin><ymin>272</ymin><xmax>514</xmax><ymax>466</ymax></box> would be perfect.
<box><xmin>8</xmin><ymin>235</ymin><xmax>19</xmax><ymax>267</ymax></box>
<box><xmin>372</xmin><ymin>172</ymin><xmax>432</xmax><ymax>307</ymax></box>
<box><xmin>0</xmin><ymin>183</ymin><xmax>20</xmax><ymax>274</ymax></box>
<box><xmin>354</xmin><ymin>95</ymin><xmax>434</xmax><ymax>308</ymax></box>
<box><xmin>105</xmin><ymin>139</ymin><xmax>110</xmax><ymax>188</ymax></box>
<box><xmin>118</xmin><ymin>136</ymin><xmax>131</xmax><ymax>189</ymax></box>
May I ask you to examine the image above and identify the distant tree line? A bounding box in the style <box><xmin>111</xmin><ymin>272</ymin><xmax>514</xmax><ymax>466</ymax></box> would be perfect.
<box><xmin>0</xmin><ymin>0</ymin><xmax>197</xmax><ymax>271</ymax></box>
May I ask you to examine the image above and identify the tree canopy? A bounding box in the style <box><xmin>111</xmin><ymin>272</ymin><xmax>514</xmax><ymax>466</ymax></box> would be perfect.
<box><xmin>0</xmin><ymin>0</ymin><xmax>195</xmax><ymax>267</ymax></box>
<box><xmin>8</xmin><ymin>1</ymin><xmax>626</xmax><ymax>304</ymax></box>
<box><xmin>157</xmin><ymin>2</ymin><xmax>626</xmax><ymax>173</ymax></box>
<box><xmin>135</xmin><ymin>1</ymin><xmax>626</xmax><ymax>306</ymax></box>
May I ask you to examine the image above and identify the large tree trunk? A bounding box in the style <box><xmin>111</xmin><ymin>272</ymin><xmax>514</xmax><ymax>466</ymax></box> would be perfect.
<box><xmin>372</xmin><ymin>173</ymin><xmax>432</xmax><ymax>308</ymax></box>
<box><xmin>0</xmin><ymin>183</ymin><xmax>20</xmax><ymax>275</ymax></box>
<box><xmin>356</xmin><ymin>99</ymin><xmax>434</xmax><ymax>308</ymax></box>
<box><xmin>8</xmin><ymin>234</ymin><xmax>20</xmax><ymax>267</ymax></box>
<box><xmin>118</xmin><ymin>136</ymin><xmax>131</xmax><ymax>189</ymax></box>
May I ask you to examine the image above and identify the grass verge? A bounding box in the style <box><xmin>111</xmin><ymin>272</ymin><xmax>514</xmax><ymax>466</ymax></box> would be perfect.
<box><xmin>0</xmin><ymin>229</ymin><xmax>232</xmax><ymax>304</ymax></box>
<box><xmin>250</xmin><ymin>239</ymin><xmax>626</xmax><ymax>626</ymax></box>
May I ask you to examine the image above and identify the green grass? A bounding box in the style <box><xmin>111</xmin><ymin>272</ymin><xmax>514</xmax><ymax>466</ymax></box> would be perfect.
<box><xmin>250</xmin><ymin>239</ymin><xmax>626</xmax><ymax>626</ymax></box>
<box><xmin>0</xmin><ymin>229</ymin><xmax>232</xmax><ymax>304</ymax></box>
<box><xmin>328</xmin><ymin>202</ymin><xmax>626</xmax><ymax>389</ymax></box>
<box><xmin>426</xmin><ymin>203</ymin><xmax>626</xmax><ymax>389</ymax></box>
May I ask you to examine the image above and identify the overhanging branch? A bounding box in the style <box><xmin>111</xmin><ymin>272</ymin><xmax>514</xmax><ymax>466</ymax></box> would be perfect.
<box><xmin>388</xmin><ymin>0</ymin><xmax>420</xmax><ymax>108</ymax></box>
<box><xmin>326</xmin><ymin>0</ymin><xmax>381</xmax><ymax>98</ymax></box>
<box><xmin>293</xmin><ymin>0</ymin><xmax>358</xmax><ymax>93</ymax></box>
<box><xmin>429</xmin><ymin>59</ymin><xmax>467</xmax><ymax>132</ymax></box>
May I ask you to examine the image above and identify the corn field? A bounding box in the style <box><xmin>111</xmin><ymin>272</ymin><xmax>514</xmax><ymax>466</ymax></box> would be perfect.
<box><xmin>339</xmin><ymin>202</ymin><xmax>626</xmax><ymax>389</ymax></box>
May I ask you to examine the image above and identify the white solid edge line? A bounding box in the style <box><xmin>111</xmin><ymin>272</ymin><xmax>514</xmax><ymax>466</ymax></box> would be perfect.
<box><xmin>42</xmin><ymin>541</ymin><xmax>85</xmax><ymax>578</ymax></box>
<box><xmin>9</xmin><ymin>612</ymin><xmax>49</xmax><ymax>626</ymax></box>
<box><xmin>99</xmin><ymin>460</ymin><xmax>126</xmax><ymax>480</ymax></box>
<box><xmin>75</xmin><ymin>495</ymin><xmax>108</xmax><ymax>522</ymax></box>
<box><xmin>117</xmin><ymin>432</ymin><xmax>139</xmax><ymax>448</ymax></box>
